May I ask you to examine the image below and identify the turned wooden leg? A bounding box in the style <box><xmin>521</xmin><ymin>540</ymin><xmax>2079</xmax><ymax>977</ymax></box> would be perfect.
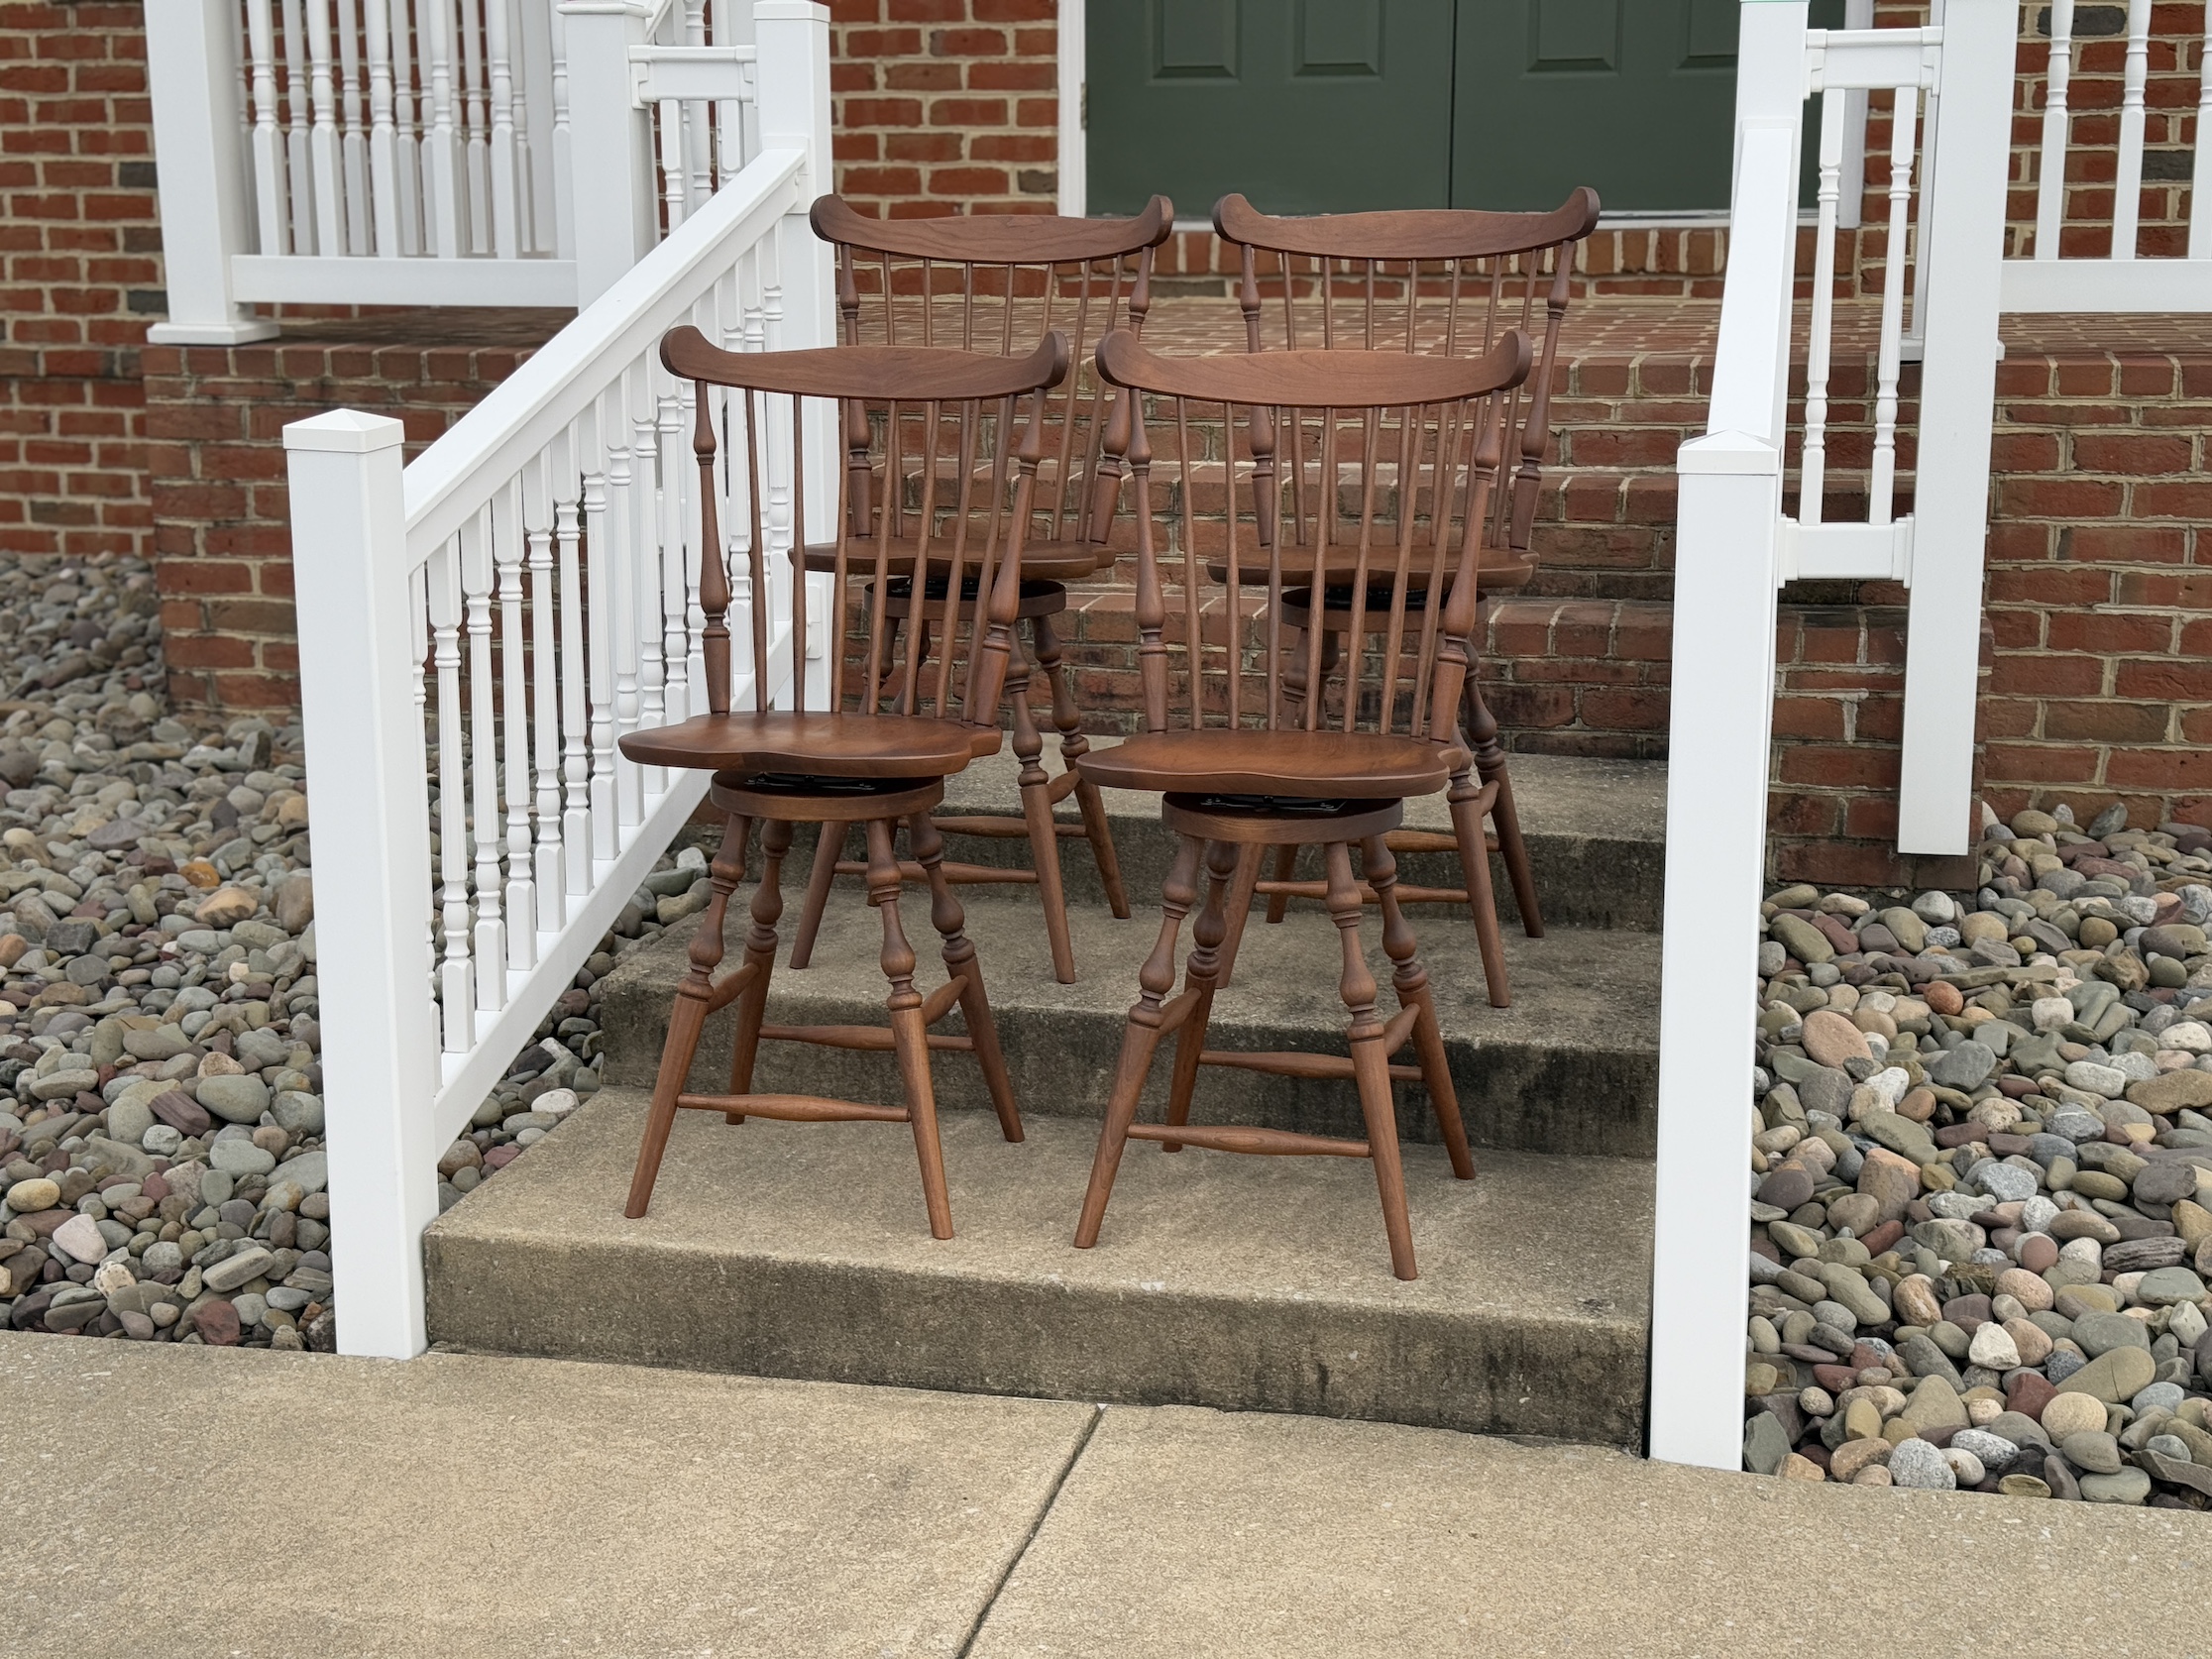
<box><xmin>1462</xmin><ymin>672</ymin><xmax>1542</xmax><ymax>939</ymax></box>
<box><xmin>1162</xmin><ymin>838</ymin><xmax>1238</xmax><ymax>1152</ymax></box>
<box><xmin>789</xmin><ymin>821</ymin><xmax>847</xmax><ymax>970</ymax></box>
<box><xmin>867</xmin><ymin>816</ymin><xmax>952</xmax><ymax>1239</ymax></box>
<box><xmin>626</xmin><ymin>814</ymin><xmax>749</xmax><ymax>1219</ymax></box>
<box><xmin>1262</xmin><ymin>841</ymin><xmax>1298</xmax><ymax>926</ymax></box>
<box><xmin>1367</xmin><ymin>832</ymin><xmax>1473</xmax><ymax>1181</ymax></box>
<box><xmin>1446</xmin><ymin>764</ymin><xmax>1511</xmax><ymax>1010</ymax></box>
<box><xmin>1009</xmin><ymin>641</ymin><xmax>1077</xmax><ymax>984</ymax></box>
<box><xmin>1213</xmin><ymin>841</ymin><xmax>1264</xmax><ymax>990</ymax></box>
<box><xmin>912</xmin><ymin>809</ymin><xmax>1023</xmax><ymax>1143</ymax></box>
<box><xmin>1034</xmin><ymin>611</ymin><xmax>1130</xmax><ymax>921</ymax></box>
<box><xmin>1074</xmin><ymin>833</ymin><xmax>1201</xmax><ymax>1250</ymax></box>
<box><xmin>1328</xmin><ymin>839</ymin><xmax>1415</xmax><ymax>1280</ymax></box>
<box><xmin>727</xmin><ymin>819</ymin><xmax>791</xmax><ymax>1108</ymax></box>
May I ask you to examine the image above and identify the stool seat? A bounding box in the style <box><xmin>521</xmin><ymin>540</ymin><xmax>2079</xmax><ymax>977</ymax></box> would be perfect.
<box><xmin>617</xmin><ymin>710</ymin><xmax>995</xmax><ymax>775</ymax></box>
<box><xmin>1076</xmin><ymin>726</ymin><xmax>1454</xmax><ymax>800</ymax></box>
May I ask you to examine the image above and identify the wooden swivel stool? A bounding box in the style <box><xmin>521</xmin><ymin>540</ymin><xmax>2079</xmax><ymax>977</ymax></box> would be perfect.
<box><xmin>1070</xmin><ymin>327</ymin><xmax>1532</xmax><ymax>1279</ymax></box>
<box><xmin>618</xmin><ymin>327</ymin><xmax>1071</xmax><ymax>1236</ymax></box>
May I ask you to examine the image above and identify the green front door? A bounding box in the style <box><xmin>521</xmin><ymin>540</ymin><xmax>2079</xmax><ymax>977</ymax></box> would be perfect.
<box><xmin>1087</xmin><ymin>1</ymin><xmax>1800</xmax><ymax>216</ymax></box>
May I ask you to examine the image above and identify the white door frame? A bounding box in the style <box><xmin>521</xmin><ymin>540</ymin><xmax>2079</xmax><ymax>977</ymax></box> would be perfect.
<box><xmin>1057</xmin><ymin>0</ymin><xmax>1084</xmax><ymax>216</ymax></box>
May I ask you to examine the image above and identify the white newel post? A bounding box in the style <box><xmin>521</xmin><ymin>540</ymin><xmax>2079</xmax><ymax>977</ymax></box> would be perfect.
<box><xmin>286</xmin><ymin>411</ymin><xmax>442</xmax><ymax>1360</ymax></box>
<box><xmin>1646</xmin><ymin>0</ymin><xmax>1807</xmax><ymax>1472</ymax></box>
<box><xmin>561</xmin><ymin>0</ymin><xmax>659</xmax><ymax>306</ymax></box>
<box><xmin>144</xmin><ymin>0</ymin><xmax>279</xmax><ymax>344</ymax></box>
<box><xmin>1896</xmin><ymin>0</ymin><xmax>2015</xmax><ymax>855</ymax></box>
<box><xmin>756</xmin><ymin>1</ymin><xmax>838</xmax><ymax>694</ymax></box>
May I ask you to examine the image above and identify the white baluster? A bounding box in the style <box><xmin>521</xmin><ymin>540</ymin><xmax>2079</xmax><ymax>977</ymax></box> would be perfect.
<box><xmin>2113</xmin><ymin>0</ymin><xmax>2153</xmax><ymax>261</ymax></box>
<box><xmin>2035</xmin><ymin>0</ymin><xmax>2074</xmax><ymax>259</ymax></box>
<box><xmin>410</xmin><ymin>560</ymin><xmax>434</xmax><ymax>1035</ymax></box>
<box><xmin>552</xmin><ymin>419</ymin><xmax>591</xmax><ymax>896</ymax></box>
<box><xmin>1869</xmin><ymin>83</ymin><xmax>1919</xmax><ymax>527</ymax></box>
<box><xmin>2195</xmin><ymin>2</ymin><xmax>2212</xmax><ymax>259</ymax></box>
<box><xmin>365</xmin><ymin>0</ymin><xmax>401</xmax><ymax>256</ymax></box>
<box><xmin>657</xmin><ymin>96</ymin><xmax>689</xmax><ymax>234</ymax></box>
<box><xmin>495</xmin><ymin>478</ymin><xmax>535</xmax><ymax>971</ymax></box>
<box><xmin>245</xmin><ymin>0</ymin><xmax>289</xmax><ymax>255</ymax></box>
<box><xmin>306</xmin><ymin>0</ymin><xmax>345</xmax><ymax>255</ymax></box>
<box><xmin>524</xmin><ymin>452</ymin><xmax>565</xmax><ymax>933</ymax></box>
<box><xmin>549</xmin><ymin>0</ymin><xmax>574</xmax><ymax>259</ymax></box>
<box><xmin>335</xmin><ymin>0</ymin><xmax>371</xmax><ymax>253</ymax></box>
<box><xmin>424</xmin><ymin>0</ymin><xmax>464</xmax><ymax>258</ymax></box>
<box><xmin>462</xmin><ymin>505</ymin><xmax>505</xmax><ymax>1010</ymax></box>
<box><xmin>683</xmin><ymin>0</ymin><xmax>712</xmax><ymax>209</ymax></box>
<box><xmin>389</xmin><ymin>0</ymin><xmax>425</xmax><ymax>256</ymax></box>
<box><xmin>487</xmin><ymin>0</ymin><xmax>519</xmax><ymax>257</ymax></box>
<box><xmin>279</xmin><ymin>0</ymin><xmax>317</xmax><ymax>249</ymax></box>
<box><xmin>605</xmin><ymin>372</ymin><xmax>643</xmax><ymax>830</ymax></box>
<box><xmin>580</xmin><ymin>397</ymin><xmax>617</xmax><ymax>859</ymax></box>
<box><xmin>428</xmin><ymin>537</ymin><xmax>472</xmax><ymax>1051</ymax></box>
<box><xmin>631</xmin><ymin>355</ymin><xmax>667</xmax><ymax>799</ymax></box>
<box><xmin>458</xmin><ymin>0</ymin><xmax>492</xmax><ymax>254</ymax></box>
<box><xmin>1802</xmin><ymin>86</ymin><xmax>1844</xmax><ymax>527</ymax></box>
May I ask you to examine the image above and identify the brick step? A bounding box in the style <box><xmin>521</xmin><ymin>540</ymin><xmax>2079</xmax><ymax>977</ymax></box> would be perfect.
<box><xmin>425</xmin><ymin>1092</ymin><xmax>1653</xmax><ymax>1445</ymax></box>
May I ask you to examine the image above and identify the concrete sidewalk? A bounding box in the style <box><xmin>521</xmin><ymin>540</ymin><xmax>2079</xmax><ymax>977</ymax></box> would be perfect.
<box><xmin>4</xmin><ymin>1334</ymin><xmax>2204</xmax><ymax>1659</ymax></box>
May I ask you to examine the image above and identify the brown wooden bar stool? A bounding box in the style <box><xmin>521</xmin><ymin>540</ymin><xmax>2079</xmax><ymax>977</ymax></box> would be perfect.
<box><xmin>616</xmin><ymin>326</ymin><xmax>1072</xmax><ymax>1236</ymax></box>
<box><xmin>1070</xmin><ymin>327</ymin><xmax>1531</xmax><ymax>1280</ymax></box>
<box><xmin>787</xmin><ymin>194</ymin><xmax>1174</xmax><ymax>985</ymax></box>
<box><xmin>1204</xmin><ymin>189</ymin><xmax>1601</xmax><ymax>1006</ymax></box>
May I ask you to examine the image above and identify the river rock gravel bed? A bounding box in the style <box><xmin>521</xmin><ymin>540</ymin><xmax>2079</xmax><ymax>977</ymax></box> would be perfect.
<box><xmin>1747</xmin><ymin>800</ymin><xmax>2212</xmax><ymax>1505</ymax></box>
<box><xmin>0</xmin><ymin>551</ymin><xmax>697</xmax><ymax>1352</ymax></box>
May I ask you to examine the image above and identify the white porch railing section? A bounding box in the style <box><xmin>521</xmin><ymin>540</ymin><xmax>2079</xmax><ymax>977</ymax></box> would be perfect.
<box><xmin>283</xmin><ymin>1</ymin><xmax>831</xmax><ymax>1360</ymax></box>
<box><xmin>2007</xmin><ymin>0</ymin><xmax>2212</xmax><ymax>310</ymax></box>
<box><xmin>1648</xmin><ymin>0</ymin><xmax>2018</xmax><ymax>1471</ymax></box>
<box><xmin>144</xmin><ymin>0</ymin><xmax>766</xmax><ymax>339</ymax></box>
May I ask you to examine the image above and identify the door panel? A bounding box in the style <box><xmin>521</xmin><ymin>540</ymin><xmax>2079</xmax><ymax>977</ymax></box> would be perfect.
<box><xmin>1087</xmin><ymin>0</ymin><xmax>1455</xmax><ymax>216</ymax></box>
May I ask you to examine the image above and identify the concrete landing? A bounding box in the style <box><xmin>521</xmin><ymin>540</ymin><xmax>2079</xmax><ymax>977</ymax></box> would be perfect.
<box><xmin>9</xmin><ymin>1334</ymin><xmax>2202</xmax><ymax>1659</ymax></box>
<box><xmin>600</xmin><ymin>896</ymin><xmax>1660</xmax><ymax>1161</ymax></box>
<box><xmin>425</xmin><ymin>1089</ymin><xmax>1654</xmax><ymax>1444</ymax></box>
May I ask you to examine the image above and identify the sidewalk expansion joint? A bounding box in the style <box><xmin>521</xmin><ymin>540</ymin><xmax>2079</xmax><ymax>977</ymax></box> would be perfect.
<box><xmin>954</xmin><ymin>1400</ymin><xmax>1105</xmax><ymax>1658</ymax></box>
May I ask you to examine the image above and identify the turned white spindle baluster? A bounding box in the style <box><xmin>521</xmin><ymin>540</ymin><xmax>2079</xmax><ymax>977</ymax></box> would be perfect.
<box><xmin>365</xmin><ymin>0</ymin><xmax>400</xmax><ymax>256</ymax></box>
<box><xmin>245</xmin><ymin>0</ymin><xmax>289</xmax><ymax>255</ymax></box>
<box><xmin>656</xmin><ymin>96</ymin><xmax>689</xmax><ymax>233</ymax></box>
<box><xmin>605</xmin><ymin>372</ymin><xmax>643</xmax><ymax>830</ymax></box>
<box><xmin>1802</xmin><ymin>86</ymin><xmax>1844</xmax><ymax>527</ymax></box>
<box><xmin>2194</xmin><ymin>4</ymin><xmax>2212</xmax><ymax>260</ymax></box>
<box><xmin>424</xmin><ymin>0</ymin><xmax>464</xmax><ymax>258</ymax></box>
<box><xmin>410</xmin><ymin>561</ymin><xmax>435</xmax><ymax>1038</ymax></box>
<box><xmin>458</xmin><ymin>0</ymin><xmax>492</xmax><ymax>254</ymax></box>
<box><xmin>523</xmin><ymin>453</ymin><xmax>565</xmax><ymax>933</ymax></box>
<box><xmin>2113</xmin><ymin>0</ymin><xmax>2153</xmax><ymax>261</ymax></box>
<box><xmin>683</xmin><ymin>0</ymin><xmax>713</xmax><ymax>208</ymax></box>
<box><xmin>388</xmin><ymin>0</ymin><xmax>425</xmax><ymax>257</ymax></box>
<box><xmin>335</xmin><ymin>0</ymin><xmax>371</xmax><ymax>253</ymax></box>
<box><xmin>495</xmin><ymin>478</ymin><xmax>535</xmax><ymax>971</ymax></box>
<box><xmin>630</xmin><ymin>356</ymin><xmax>667</xmax><ymax>798</ymax></box>
<box><xmin>551</xmin><ymin>420</ymin><xmax>591</xmax><ymax>896</ymax></box>
<box><xmin>486</xmin><ymin>0</ymin><xmax>519</xmax><ymax>257</ymax></box>
<box><xmin>1869</xmin><ymin>82</ymin><xmax>1919</xmax><ymax>528</ymax></box>
<box><xmin>548</xmin><ymin>2</ymin><xmax>574</xmax><ymax>259</ymax></box>
<box><xmin>2035</xmin><ymin>0</ymin><xmax>2075</xmax><ymax>259</ymax></box>
<box><xmin>580</xmin><ymin>397</ymin><xmax>617</xmax><ymax>858</ymax></box>
<box><xmin>305</xmin><ymin>0</ymin><xmax>345</xmax><ymax>255</ymax></box>
<box><xmin>280</xmin><ymin>0</ymin><xmax>318</xmax><ymax>250</ymax></box>
<box><xmin>462</xmin><ymin>505</ymin><xmax>506</xmax><ymax>1010</ymax></box>
<box><xmin>429</xmin><ymin>538</ymin><xmax>472</xmax><ymax>1051</ymax></box>
<box><xmin>656</xmin><ymin>362</ymin><xmax>691</xmax><ymax>724</ymax></box>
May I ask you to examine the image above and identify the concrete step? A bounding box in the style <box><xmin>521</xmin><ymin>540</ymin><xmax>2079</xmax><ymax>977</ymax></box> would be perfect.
<box><xmin>600</xmin><ymin>888</ymin><xmax>1659</xmax><ymax>1161</ymax></box>
<box><xmin>902</xmin><ymin>745</ymin><xmax>1667</xmax><ymax>935</ymax></box>
<box><xmin>425</xmin><ymin>1090</ymin><xmax>1653</xmax><ymax>1445</ymax></box>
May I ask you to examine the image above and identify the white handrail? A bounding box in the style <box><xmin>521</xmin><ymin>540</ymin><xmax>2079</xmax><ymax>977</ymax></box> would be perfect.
<box><xmin>286</xmin><ymin>3</ymin><xmax>831</xmax><ymax>1361</ymax></box>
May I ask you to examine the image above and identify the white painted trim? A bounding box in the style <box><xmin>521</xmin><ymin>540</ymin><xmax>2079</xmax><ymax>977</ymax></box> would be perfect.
<box><xmin>1057</xmin><ymin>0</ymin><xmax>1084</xmax><ymax>217</ymax></box>
<box><xmin>1777</xmin><ymin>516</ymin><xmax>1914</xmax><ymax>583</ymax></box>
<box><xmin>231</xmin><ymin>255</ymin><xmax>581</xmax><ymax>306</ymax></box>
<box><xmin>2000</xmin><ymin>256</ymin><xmax>2212</xmax><ymax>313</ymax></box>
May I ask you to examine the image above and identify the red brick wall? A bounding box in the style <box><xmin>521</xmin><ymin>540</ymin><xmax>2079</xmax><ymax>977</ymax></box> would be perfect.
<box><xmin>144</xmin><ymin>312</ymin><xmax>563</xmax><ymax>708</ymax></box>
<box><xmin>829</xmin><ymin>0</ymin><xmax>1060</xmax><ymax>219</ymax></box>
<box><xmin>0</xmin><ymin>0</ymin><xmax>159</xmax><ymax>557</ymax></box>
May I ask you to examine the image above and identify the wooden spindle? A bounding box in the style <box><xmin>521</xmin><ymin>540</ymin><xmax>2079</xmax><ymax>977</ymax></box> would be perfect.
<box><xmin>692</xmin><ymin>376</ymin><xmax>730</xmax><ymax>715</ymax></box>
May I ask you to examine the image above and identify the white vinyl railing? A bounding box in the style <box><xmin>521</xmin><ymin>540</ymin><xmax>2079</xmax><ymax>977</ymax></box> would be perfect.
<box><xmin>144</xmin><ymin>0</ymin><xmax>766</xmax><ymax>339</ymax></box>
<box><xmin>284</xmin><ymin>1</ymin><xmax>830</xmax><ymax>1359</ymax></box>
<box><xmin>2007</xmin><ymin>0</ymin><xmax>2212</xmax><ymax>310</ymax></box>
<box><xmin>1647</xmin><ymin>0</ymin><xmax>2017</xmax><ymax>1472</ymax></box>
